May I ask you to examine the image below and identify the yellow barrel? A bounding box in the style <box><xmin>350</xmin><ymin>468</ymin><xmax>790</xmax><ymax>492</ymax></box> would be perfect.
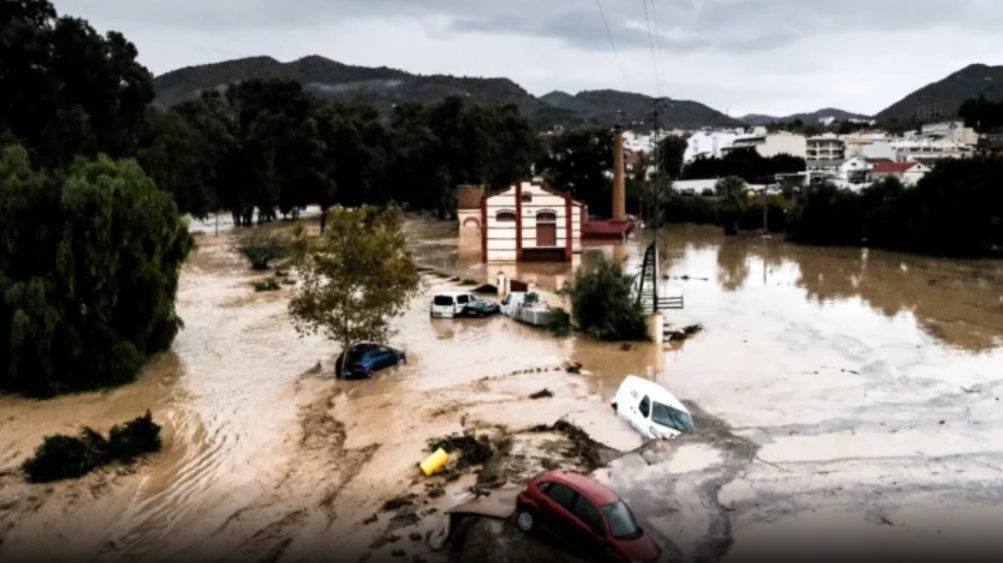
<box><xmin>420</xmin><ymin>448</ymin><xmax>450</xmax><ymax>476</ymax></box>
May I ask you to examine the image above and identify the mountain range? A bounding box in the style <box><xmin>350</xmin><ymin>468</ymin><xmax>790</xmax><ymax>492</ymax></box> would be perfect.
<box><xmin>738</xmin><ymin>108</ymin><xmax>871</xmax><ymax>126</ymax></box>
<box><xmin>152</xmin><ymin>55</ymin><xmax>743</xmax><ymax>129</ymax></box>
<box><xmin>153</xmin><ymin>55</ymin><xmax>1003</xmax><ymax>130</ymax></box>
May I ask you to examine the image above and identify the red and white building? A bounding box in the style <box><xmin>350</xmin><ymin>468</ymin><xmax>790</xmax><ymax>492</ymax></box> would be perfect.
<box><xmin>871</xmin><ymin>161</ymin><xmax>931</xmax><ymax>186</ymax></box>
<box><xmin>461</xmin><ymin>180</ymin><xmax>586</xmax><ymax>263</ymax></box>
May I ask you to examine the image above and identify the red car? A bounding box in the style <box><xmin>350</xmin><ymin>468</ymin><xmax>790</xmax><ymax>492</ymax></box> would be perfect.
<box><xmin>515</xmin><ymin>470</ymin><xmax>662</xmax><ymax>563</ymax></box>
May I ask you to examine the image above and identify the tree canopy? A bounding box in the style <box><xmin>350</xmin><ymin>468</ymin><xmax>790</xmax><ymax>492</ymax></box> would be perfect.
<box><xmin>0</xmin><ymin>146</ymin><xmax>192</xmax><ymax>396</ymax></box>
<box><xmin>288</xmin><ymin>206</ymin><xmax>422</xmax><ymax>372</ymax></box>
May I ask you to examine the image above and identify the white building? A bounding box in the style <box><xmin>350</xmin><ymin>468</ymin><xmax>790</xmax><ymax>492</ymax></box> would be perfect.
<box><xmin>838</xmin><ymin>157</ymin><xmax>873</xmax><ymax>186</ymax></box>
<box><xmin>478</xmin><ymin>180</ymin><xmax>586</xmax><ymax>263</ymax></box>
<box><xmin>920</xmin><ymin>121</ymin><xmax>978</xmax><ymax>145</ymax></box>
<box><xmin>892</xmin><ymin>139</ymin><xmax>974</xmax><ymax>163</ymax></box>
<box><xmin>872</xmin><ymin>162</ymin><xmax>931</xmax><ymax>186</ymax></box>
<box><xmin>722</xmin><ymin>132</ymin><xmax>807</xmax><ymax>159</ymax></box>
<box><xmin>684</xmin><ymin>131</ymin><xmax>741</xmax><ymax>162</ymax></box>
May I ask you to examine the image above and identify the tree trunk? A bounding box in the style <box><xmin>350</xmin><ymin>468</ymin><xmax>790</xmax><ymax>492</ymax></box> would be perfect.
<box><xmin>320</xmin><ymin>206</ymin><xmax>329</xmax><ymax>235</ymax></box>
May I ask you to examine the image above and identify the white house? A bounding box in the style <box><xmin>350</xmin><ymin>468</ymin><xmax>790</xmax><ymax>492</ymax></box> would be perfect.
<box><xmin>685</xmin><ymin>131</ymin><xmax>741</xmax><ymax>162</ymax></box>
<box><xmin>838</xmin><ymin>157</ymin><xmax>873</xmax><ymax>185</ymax></box>
<box><xmin>479</xmin><ymin>180</ymin><xmax>586</xmax><ymax>263</ymax></box>
<box><xmin>872</xmin><ymin>162</ymin><xmax>931</xmax><ymax>186</ymax></box>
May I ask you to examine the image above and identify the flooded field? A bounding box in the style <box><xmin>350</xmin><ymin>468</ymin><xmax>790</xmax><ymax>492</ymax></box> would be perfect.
<box><xmin>2</xmin><ymin>217</ymin><xmax>1003</xmax><ymax>563</ymax></box>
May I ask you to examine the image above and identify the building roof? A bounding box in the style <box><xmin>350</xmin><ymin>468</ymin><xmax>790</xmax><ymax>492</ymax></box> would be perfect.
<box><xmin>873</xmin><ymin>162</ymin><xmax>918</xmax><ymax>174</ymax></box>
<box><xmin>457</xmin><ymin>185</ymin><xmax>485</xmax><ymax>210</ymax></box>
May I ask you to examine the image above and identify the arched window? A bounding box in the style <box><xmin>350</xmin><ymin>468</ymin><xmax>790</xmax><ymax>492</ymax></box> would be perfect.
<box><xmin>521</xmin><ymin>193</ymin><xmax>533</xmax><ymax>203</ymax></box>
<box><xmin>462</xmin><ymin>217</ymin><xmax>480</xmax><ymax>228</ymax></box>
<box><xmin>536</xmin><ymin>211</ymin><xmax>557</xmax><ymax>223</ymax></box>
<box><xmin>496</xmin><ymin>211</ymin><xmax>516</xmax><ymax>223</ymax></box>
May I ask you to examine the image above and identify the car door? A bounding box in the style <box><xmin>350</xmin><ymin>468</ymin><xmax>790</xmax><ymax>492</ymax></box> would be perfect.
<box><xmin>569</xmin><ymin>494</ymin><xmax>608</xmax><ymax>557</ymax></box>
<box><xmin>455</xmin><ymin>294</ymin><xmax>470</xmax><ymax>316</ymax></box>
<box><xmin>538</xmin><ymin>482</ymin><xmax>580</xmax><ymax>544</ymax></box>
<box><xmin>632</xmin><ymin>395</ymin><xmax>652</xmax><ymax>436</ymax></box>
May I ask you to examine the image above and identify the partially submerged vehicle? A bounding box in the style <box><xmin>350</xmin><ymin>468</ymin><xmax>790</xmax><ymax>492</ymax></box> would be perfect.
<box><xmin>430</xmin><ymin>292</ymin><xmax>500</xmax><ymax>318</ymax></box>
<box><xmin>612</xmin><ymin>376</ymin><xmax>694</xmax><ymax>440</ymax></box>
<box><xmin>335</xmin><ymin>343</ymin><xmax>406</xmax><ymax>379</ymax></box>
<box><xmin>515</xmin><ymin>470</ymin><xmax>662</xmax><ymax>563</ymax></box>
<box><xmin>501</xmin><ymin>292</ymin><xmax>564</xmax><ymax>327</ymax></box>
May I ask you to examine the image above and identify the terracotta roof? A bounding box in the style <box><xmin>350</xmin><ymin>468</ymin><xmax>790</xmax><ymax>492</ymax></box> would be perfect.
<box><xmin>873</xmin><ymin>162</ymin><xmax>917</xmax><ymax>174</ymax></box>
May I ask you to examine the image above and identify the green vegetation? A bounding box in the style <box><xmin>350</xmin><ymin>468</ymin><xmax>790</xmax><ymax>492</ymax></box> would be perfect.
<box><xmin>959</xmin><ymin>95</ymin><xmax>1003</xmax><ymax>132</ymax></box>
<box><xmin>715</xmin><ymin>176</ymin><xmax>748</xmax><ymax>235</ymax></box>
<box><xmin>237</xmin><ymin>230</ymin><xmax>291</xmax><ymax>270</ymax></box>
<box><xmin>539</xmin><ymin>128</ymin><xmax>614</xmax><ymax>217</ymax></box>
<box><xmin>562</xmin><ymin>256</ymin><xmax>647</xmax><ymax>342</ymax></box>
<box><xmin>0</xmin><ymin>147</ymin><xmax>192</xmax><ymax>397</ymax></box>
<box><xmin>22</xmin><ymin>411</ymin><xmax>162</xmax><ymax>483</ymax></box>
<box><xmin>681</xmin><ymin>150</ymin><xmax>806</xmax><ymax>183</ymax></box>
<box><xmin>788</xmin><ymin>161</ymin><xmax>1003</xmax><ymax>257</ymax></box>
<box><xmin>288</xmin><ymin>206</ymin><xmax>422</xmax><ymax>373</ymax></box>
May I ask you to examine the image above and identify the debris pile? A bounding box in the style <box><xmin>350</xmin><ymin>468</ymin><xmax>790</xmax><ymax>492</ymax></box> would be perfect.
<box><xmin>666</xmin><ymin>324</ymin><xmax>704</xmax><ymax>342</ymax></box>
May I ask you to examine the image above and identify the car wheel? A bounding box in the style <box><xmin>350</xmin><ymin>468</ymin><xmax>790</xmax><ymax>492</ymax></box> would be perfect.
<box><xmin>515</xmin><ymin>507</ymin><xmax>536</xmax><ymax>533</ymax></box>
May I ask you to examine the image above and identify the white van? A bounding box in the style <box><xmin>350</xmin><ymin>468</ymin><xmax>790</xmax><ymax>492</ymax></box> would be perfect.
<box><xmin>612</xmin><ymin>375</ymin><xmax>694</xmax><ymax>440</ymax></box>
<box><xmin>430</xmin><ymin>292</ymin><xmax>476</xmax><ymax>318</ymax></box>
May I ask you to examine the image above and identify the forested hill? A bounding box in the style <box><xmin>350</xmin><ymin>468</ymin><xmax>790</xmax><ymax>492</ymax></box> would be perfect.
<box><xmin>875</xmin><ymin>63</ymin><xmax>1003</xmax><ymax>122</ymax></box>
<box><xmin>539</xmin><ymin>89</ymin><xmax>744</xmax><ymax>129</ymax></box>
<box><xmin>153</xmin><ymin>55</ymin><xmax>737</xmax><ymax>129</ymax></box>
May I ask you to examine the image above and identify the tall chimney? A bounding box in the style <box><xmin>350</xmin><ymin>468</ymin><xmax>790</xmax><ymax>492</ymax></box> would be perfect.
<box><xmin>612</xmin><ymin>125</ymin><xmax>626</xmax><ymax>222</ymax></box>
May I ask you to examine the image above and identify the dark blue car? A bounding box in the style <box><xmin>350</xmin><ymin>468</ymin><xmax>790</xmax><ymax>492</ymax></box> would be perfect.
<box><xmin>335</xmin><ymin>343</ymin><xmax>407</xmax><ymax>379</ymax></box>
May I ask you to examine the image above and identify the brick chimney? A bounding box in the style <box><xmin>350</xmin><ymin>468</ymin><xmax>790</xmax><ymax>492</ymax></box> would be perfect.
<box><xmin>612</xmin><ymin>125</ymin><xmax>626</xmax><ymax>222</ymax></box>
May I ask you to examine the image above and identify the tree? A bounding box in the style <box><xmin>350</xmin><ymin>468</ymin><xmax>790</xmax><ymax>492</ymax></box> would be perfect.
<box><xmin>715</xmin><ymin>176</ymin><xmax>747</xmax><ymax>235</ymax></box>
<box><xmin>562</xmin><ymin>255</ymin><xmax>647</xmax><ymax>341</ymax></box>
<box><xmin>654</xmin><ymin>135</ymin><xmax>687</xmax><ymax>179</ymax></box>
<box><xmin>538</xmin><ymin>128</ymin><xmax>615</xmax><ymax>217</ymax></box>
<box><xmin>0</xmin><ymin>145</ymin><xmax>192</xmax><ymax>397</ymax></box>
<box><xmin>0</xmin><ymin>0</ymin><xmax>154</xmax><ymax>168</ymax></box>
<box><xmin>136</xmin><ymin>107</ymin><xmax>215</xmax><ymax>219</ymax></box>
<box><xmin>288</xmin><ymin>205</ymin><xmax>422</xmax><ymax>375</ymax></box>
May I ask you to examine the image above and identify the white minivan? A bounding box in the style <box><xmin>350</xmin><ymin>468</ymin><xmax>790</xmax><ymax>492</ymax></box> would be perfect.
<box><xmin>430</xmin><ymin>292</ymin><xmax>475</xmax><ymax>318</ymax></box>
<box><xmin>612</xmin><ymin>375</ymin><xmax>694</xmax><ymax>440</ymax></box>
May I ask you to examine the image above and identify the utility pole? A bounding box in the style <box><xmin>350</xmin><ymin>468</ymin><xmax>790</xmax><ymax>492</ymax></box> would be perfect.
<box><xmin>647</xmin><ymin>97</ymin><xmax>671</xmax><ymax>310</ymax></box>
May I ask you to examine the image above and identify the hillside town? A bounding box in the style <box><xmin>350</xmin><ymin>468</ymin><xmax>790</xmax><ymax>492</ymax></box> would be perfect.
<box><xmin>609</xmin><ymin>118</ymin><xmax>998</xmax><ymax>193</ymax></box>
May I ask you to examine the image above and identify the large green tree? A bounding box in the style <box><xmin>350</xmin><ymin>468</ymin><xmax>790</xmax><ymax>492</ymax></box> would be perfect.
<box><xmin>0</xmin><ymin>146</ymin><xmax>192</xmax><ymax>396</ymax></box>
<box><xmin>562</xmin><ymin>255</ymin><xmax>647</xmax><ymax>341</ymax></box>
<box><xmin>288</xmin><ymin>205</ymin><xmax>422</xmax><ymax>375</ymax></box>
<box><xmin>0</xmin><ymin>0</ymin><xmax>154</xmax><ymax>168</ymax></box>
<box><xmin>538</xmin><ymin>128</ymin><xmax>615</xmax><ymax>217</ymax></box>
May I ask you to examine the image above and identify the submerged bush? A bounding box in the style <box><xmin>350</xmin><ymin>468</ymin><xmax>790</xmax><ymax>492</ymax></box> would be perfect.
<box><xmin>562</xmin><ymin>256</ymin><xmax>647</xmax><ymax>341</ymax></box>
<box><xmin>22</xmin><ymin>411</ymin><xmax>162</xmax><ymax>483</ymax></box>
<box><xmin>237</xmin><ymin>230</ymin><xmax>290</xmax><ymax>270</ymax></box>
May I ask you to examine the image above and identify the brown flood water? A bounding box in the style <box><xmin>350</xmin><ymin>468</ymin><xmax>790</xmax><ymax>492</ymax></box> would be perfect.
<box><xmin>2</xmin><ymin>217</ymin><xmax>1003</xmax><ymax>563</ymax></box>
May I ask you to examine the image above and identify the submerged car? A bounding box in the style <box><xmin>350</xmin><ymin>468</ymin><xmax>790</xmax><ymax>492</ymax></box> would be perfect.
<box><xmin>612</xmin><ymin>375</ymin><xmax>694</xmax><ymax>440</ymax></box>
<box><xmin>334</xmin><ymin>343</ymin><xmax>406</xmax><ymax>379</ymax></box>
<box><xmin>515</xmin><ymin>470</ymin><xmax>662</xmax><ymax>563</ymax></box>
<box><xmin>462</xmin><ymin>297</ymin><xmax>500</xmax><ymax>318</ymax></box>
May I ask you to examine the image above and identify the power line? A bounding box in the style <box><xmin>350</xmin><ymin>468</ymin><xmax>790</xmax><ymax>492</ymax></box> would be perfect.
<box><xmin>649</xmin><ymin>0</ymin><xmax>668</xmax><ymax>93</ymax></box>
<box><xmin>594</xmin><ymin>0</ymin><xmax>631</xmax><ymax>92</ymax></box>
<box><xmin>640</xmin><ymin>0</ymin><xmax>661</xmax><ymax>97</ymax></box>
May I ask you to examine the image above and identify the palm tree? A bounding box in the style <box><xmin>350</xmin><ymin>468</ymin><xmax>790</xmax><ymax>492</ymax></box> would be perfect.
<box><xmin>715</xmin><ymin>176</ymin><xmax>747</xmax><ymax>235</ymax></box>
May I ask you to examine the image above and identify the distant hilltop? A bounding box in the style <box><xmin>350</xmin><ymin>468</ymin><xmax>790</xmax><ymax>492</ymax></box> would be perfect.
<box><xmin>154</xmin><ymin>56</ymin><xmax>1003</xmax><ymax>130</ymax></box>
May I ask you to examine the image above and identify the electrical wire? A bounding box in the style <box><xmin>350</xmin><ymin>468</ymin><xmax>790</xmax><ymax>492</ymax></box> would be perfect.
<box><xmin>594</xmin><ymin>0</ymin><xmax>631</xmax><ymax>92</ymax></box>
<box><xmin>649</xmin><ymin>0</ymin><xmax>668</xmax><ymax>93</ymax></box>
<box><xmin>641</xmin><ymin>0</ymin><xmax>661</xmax><ymax>97</ymax></box>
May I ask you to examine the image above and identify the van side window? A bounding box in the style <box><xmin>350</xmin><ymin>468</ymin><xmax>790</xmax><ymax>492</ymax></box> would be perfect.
<box><xmin>639</xmin><ymin>396</ymin><xmax>651</xmax><ymax>418</ymax></box>
<box><xmin>433</xmin><ymin>295</ymin><xmax>454</xmax><ymax>306</ymax></box>
<box><xmin>456</xmin><ymin>295</ymin><xmax>469</xmax><ymax>305</ymax></box>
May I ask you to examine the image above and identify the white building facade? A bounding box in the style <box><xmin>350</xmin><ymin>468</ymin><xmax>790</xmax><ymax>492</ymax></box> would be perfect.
<box><xmin>480</xmin><ymin>180</ymin><xmax>585</xmax><ymax>263</ymax></box>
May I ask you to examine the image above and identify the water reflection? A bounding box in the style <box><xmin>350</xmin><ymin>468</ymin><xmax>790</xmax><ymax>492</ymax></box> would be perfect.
<box><xmin>408</xmin><ymin>218</ymin><xmax>1003</xmax><ymax>353</ymax></box>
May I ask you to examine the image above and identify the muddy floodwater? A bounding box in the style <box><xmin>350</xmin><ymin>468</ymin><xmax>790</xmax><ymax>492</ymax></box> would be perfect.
<box><xmin>3</xmin><ymin>217</ymin><xmax>1003</xmax><ymax>563</ymax></box>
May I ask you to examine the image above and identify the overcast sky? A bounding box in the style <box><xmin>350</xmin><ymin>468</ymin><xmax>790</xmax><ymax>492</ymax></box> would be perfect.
<box><xmin>57</xmin><ymin>0</ymin><xmax>1003</xmax><ymax>116</ymax></box>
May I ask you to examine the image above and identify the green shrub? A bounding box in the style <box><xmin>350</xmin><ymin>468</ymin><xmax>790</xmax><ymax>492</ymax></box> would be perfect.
<box><xmin>237</xmin><ymin>230</ymin><xmax>290</xmax><ymax>270</ymax></box>
<box><xmin>563</xmin><ymin>256</ymin><xmax>647</xmax><ymax>341</ymax></box>
<box><xmin>107</xmin><ymin>411</ymin><xmax>162</xmax><ymax>462</ymax></box>
<box><xmin>21</xmin><ymin>412</ymin><xmax>162</xmax><ymax>483</ymax></box>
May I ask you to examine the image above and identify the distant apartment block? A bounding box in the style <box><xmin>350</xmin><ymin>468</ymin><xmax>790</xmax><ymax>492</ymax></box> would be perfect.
<box><xmin>721</xmin><ymin>132</ymin><xmax>807</xmax><ymax>159</ymax></box>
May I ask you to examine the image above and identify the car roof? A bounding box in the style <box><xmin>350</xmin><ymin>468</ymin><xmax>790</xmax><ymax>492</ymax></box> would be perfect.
<box><xmin>433</xmin><ymin>291</ymin><xmax>473</xmax><ymax>297</ymax></box>
<box><xmin>620</xmin><ymin>375</ymin><xmax>690</xmax><ymax>414</ymax></box>
<box><xmin>543</xmin><ymin>471</ymin><xmax>620</xmax><ymax>506</ymax></box>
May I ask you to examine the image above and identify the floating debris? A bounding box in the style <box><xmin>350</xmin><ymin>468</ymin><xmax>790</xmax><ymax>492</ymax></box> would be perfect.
<box><xmin>529</xmin><ymin>389</ymin><xmax>554</xmax><ymax>400</ymax></box>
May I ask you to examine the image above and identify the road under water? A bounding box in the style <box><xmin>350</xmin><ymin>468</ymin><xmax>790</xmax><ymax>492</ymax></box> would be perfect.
<box><xmin>1</xmin><ymin>218</ymin><xmax>1002</xmax><ymax>563</ymax></box>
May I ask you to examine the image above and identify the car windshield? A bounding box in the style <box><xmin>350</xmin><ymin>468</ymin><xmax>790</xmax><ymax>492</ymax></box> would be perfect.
<box><xmin>651</xmin><ymin>402</ymin><xmax>694</xmax><ymax>432</ymax></box>
<box><xmin>433</xmin><ymin>296</ymin><xmax>454</xmax><ymax>306</ymax></box>
<box><xmin>601</xmin><ymin>501</ymin><xmax>642</xmax><ymax>540</ymax></box>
